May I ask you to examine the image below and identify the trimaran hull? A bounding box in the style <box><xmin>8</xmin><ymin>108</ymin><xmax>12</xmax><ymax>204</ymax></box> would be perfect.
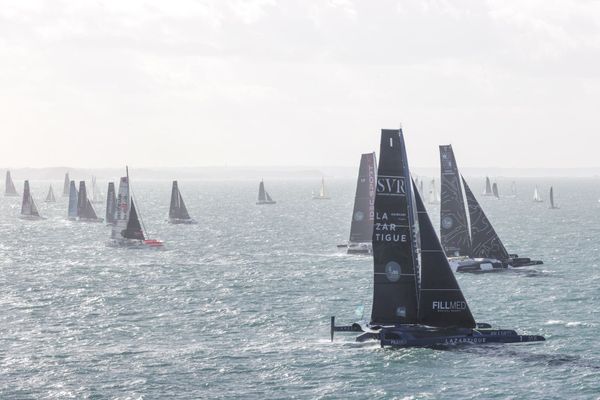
<box><xmin>449</xmin><ymin>255</ymin><xmax>543</xmax><ymax>273</ymax></box>
<box><xmin>337</xmin><ymin>242</ymin><xmax>372</xmax><ymax>255</ymax></box>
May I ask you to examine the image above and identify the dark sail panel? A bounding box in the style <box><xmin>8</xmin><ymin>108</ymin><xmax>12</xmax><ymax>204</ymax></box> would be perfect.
<box><xmin>439</xmin><ymin>145</ymin><xmax>471</xmax><ymax>257</ymax></box>
<box><xmin>265</xmin><ymin>191</ymin><xmax>273</xmax><ymax>202</ymax></box>
<box><xmin>462</xmin><ymin>177</ymin><xmax>509</xmax><ymax>261</ymax></box>
<box><xmin>258</xmin><ymin>181</ymin><xmax>266</xmax><ymax>202</ymax></box>
<box><xmin>106</xmin><ymin>182</ymin><xmax>117</xmax><ymax>224</ymax></box>
<box><xmin>371</xmin><ymin>129</ymin><xmax>419</xmax><ymax>325</ymax></box>
<box><xmin>414</xmin><ymin>181</ymin><xmax>475</xmax><ymax>328</ymax></box>
<box><xmin>349</xmin><ymin>152</ymin><xmax>377</xmax><ymax>243</ymax></box>
<box><xmin>21</xmin><ymin>180</ymin><xmax>32</xmax><ymax>215</ymax></box>
<box><xmin>123</xmin><ymin>201</ymin><xmax>145</xmax><ymax>240</ymax></box>
<box><xmin>169</xmin><ymin>181</ymin><xmax>191</xmax><ymax>220</ymax></box>
<box><xmin>484</xmin><ymin>177</ymin><xmax>492</xmax><ymax>195</ymax></box>
<box><xmin>77</xmin><ymin>181</ymin><xmax>99</xmax><ymax>220</ymax></box>
<box><xmin>63</xmin><ymin>173</ymin><xmax>70</xmax><ymax>197</ymax></box>
<box><xmin>492</xmin><ymin>182</ymin><xmax>499</xmax><ymax>198</ymax></box>
<box><xmin>68</xmin><ymin>181</ymin><xmax>78</xmax><ymax>219</ymax></box>
<box><xmin>5</xmin><ymin>171</ymin><xmax>18</xmax><ymax>196</ymax></box>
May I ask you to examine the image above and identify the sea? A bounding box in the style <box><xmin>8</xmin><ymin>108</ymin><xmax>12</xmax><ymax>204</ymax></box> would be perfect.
<box><xmin>0</xmin><ymin>177</ymin><xmax>599</xmax><ymax>399</ymax></box>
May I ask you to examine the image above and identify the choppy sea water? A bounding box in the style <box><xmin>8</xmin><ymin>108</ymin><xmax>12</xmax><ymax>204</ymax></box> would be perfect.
<box><xmin>0</xmin><ymin>177</ymin><xmax>599</xmax><ymax>399</ymax></box>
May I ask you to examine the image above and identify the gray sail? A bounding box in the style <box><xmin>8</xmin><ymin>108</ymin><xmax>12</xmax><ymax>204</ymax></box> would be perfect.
<box><xmin>124</xmin><ymin>200</ymin><xmax>145</xmax><ymax>240</ymax></box>
<box><xmin>169</xmin><ymin>181</ymin><xmax>191</xmax><ymax>220</ymax></box>
<box><xmin>349</xmin><ymin>152</ymin><xmax>377</xmax><ymax>244</ymax></box>
<box><xmin>258</xmin><ymin>181</ymin><xmax>266</xmax><ymax>202</ymax></box>
<box><xmin>483</xmin><ymin>177</ymin><xmax>492</xmax><ymax>195</ymax></box>
<box><xmin>45</xmin><ymin>185</ymin><xmax>56</xmax><ymax>202</ymax></box>
<box><xmin>21</xmin><ymin>180</ymin><xmax>40</xmax><ymax>217</ymax></box>
<box><xmin>462</xmin><ymin>177</ymin><xmax>509</xmax><ymax>261</ymax></box>
<box><xmin>550</xmin><ymin>186</ymin><xmax>558</xmax><ymax>209</ymax></box>
<box><xmin>371</xmin><ymin>129</ymin><xmax>419</xmax><ymax>325</ymax></box>
<box><xmin>63</xmin><ymin>173</ymin><xmax>70</xmax><ymax>197</ymax></box>
<box><xmin>439</xmin><ymin>145</ymin><xmax>471</xmax><ymax>257</ymax></box>
<box><xmin>106</xmin><ymin>182</ymin><xmax>117</xmax><ymax>224</ymax></box>
<box><xmin>492</xmin><ymin>182</ymin><xmax>499</xmax><ymax>198</ymax></box>
<box><xmin>265</xmin><ymin>191</ymin><xmax>273</xmax><ymax>202</ymax></box>
<box><xmin>414</xmin><ymin>180</ymin><xmax>476</xmax><ymax>328</ymax></box>
<box><xmin>68</xmin><ymin>181</ymin><xmax>78</xmax><ymax>219</ymax></box>
<box><xmin>5</xmin><ymin>171</ymin><xmax>19</xmax><ymax>196</ymax></box>
<box><xmin>77</xmin><ymin>181</ymin><xmax>99</xmax><ymax>220</ymax></box>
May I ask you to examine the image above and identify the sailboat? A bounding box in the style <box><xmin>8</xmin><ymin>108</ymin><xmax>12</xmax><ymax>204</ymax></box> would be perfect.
<box><xmin>482</xmin><ymin>176</ymin><xmax>493</xmax><ymax>196</ymax></box>
<box><xmin>19</xmin><ymin>181</ymin><xmax>44</xmax><ymax>220</ymax></box>
<box><xmin>256</xmin><ymin>180</ymin><xmax>276</xmax><ymax>205</ymax></box>
<box><xmin>506</xmin><ymin>181</ymin><xmax>517</xmax><ymax>198</ymax></box>
<box><xmin>108</xmin><ymin>167</ymin><xmax>163</xmax><ymax>248</ymax></box>
<box><xmin>62</xmin><ymin>173</ymin><xmax>70</xmax><ymax>197</ymax></box>
<box><xmin>168</xmin><ymin>180</ymin><xmax>196</xmax><ymax>224</ymax></box>
<box><xmin>549</xmin><ymin>186</ymin><xmax>559</xmax><ymax>209</ymax></box>
<box><xmin>5</xmin><ymin>170</ymin><xmax>19</xmax><ymax>197</ymax></box>
<box><xmin>67</xmin><ymin>181</ymin><xmax>78</xmax><ymax>220</ymax></box>
<box><xmin>106</xmin><ymin>182</ymin><xmax>117</xmax><ymax>224</ymax></box>
<box><xmin>533</xmin><ymin>186</ymin><xmax>543</xmax><ymax>203</ymax></box>
<box><xmin>312</xmin><ymin>177</ymin><xmax>330</xmax><ymax>200</ymax></box>
<box><xmin>337</xmin><ymin>152</ymin><xmax>377</xmax><ymax>254</ymax></box>
<box><xmin>440</xmin><ymin>145</ymin><xmax>543</xmax><ymax>272</ymax></box>
<box><xmin>492</xmin><ymin>182</ymin><xmax>500</xmax><ymax>199</ymax></box>
<box><xmin>330</xmin><ymin>128</ymin><xmax>545</xmax><ymax>348</ymax></box>
<box><xmin>428</xmin><ymin>178</ymin><xmax>440</xmax><ymax>204</ymax></box>
<box><xmin>90</xmin><ymin>176</ymin><xmax>104</xmax><ymax>204</ymax></box>
<box><xmin>77</xmin><ymin>181</ymin><xmax>103</xmax><ymax>222</ymax></box>
<box><xmin>45</xmin><ymin>185</ymin><xmax>56</xmax><ymax>203</ymax></box>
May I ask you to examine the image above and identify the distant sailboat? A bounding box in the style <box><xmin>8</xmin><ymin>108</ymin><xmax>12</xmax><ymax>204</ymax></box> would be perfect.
<box><xmin>482</xmin><ymin>176</ymin><xmax>493</xmax><ymax>196</ymax></box>
<box><xmin>312</xmin><ymin>177</ymin><xmax>330</xmax><ymax>200</ymax></box>
<box><xmin>5</xmin><ymin>171</ymin><xmax>19</xmax><ymax>197</ymax></box>
<box><xmin>256</xmin><ymin>180</ymin><xmax>276</xmax><ymax>205</ymax></box>
<box><xmin>507</xmin><ymin>181</ymin><xmax>517</xmax><ymax>198</ymax></box>
<box><xmin>90</xmin><ymin>176</ymin><xmax>103</xmax><ymax>204</ymax></box>
<box><xmin>331</xmin><ymin>128</ymin><xmax>545</xmax><ymax>348</ymax></box>
<box><xmin>106</xmin><ymin>182</ymin><xmax>117</xmax><ymax>224</ymax></box>
<box><xmin>67</xmin><ymin>181</ymin><xmax>78</xmax><ymax>220</ymax></box>
<box><xmin>77</xmin><ymin>181</ymin><xmax>103</xmax><ymax>222</ymax></box>
<box><xmin>492</xmin><ymin>182</ymin><xmax>500</xmax><ymax>199</ymax></box>
<box><xmin>20</xmin><ymin>181</ymin><xmax>44</xmax><ymax>220</ymax></box>
<box><xmin>428</xmin><ymin>178</ymin><xmax>440</xmax><ymax>204</ymax></box>
<box><xmin>549</xmin><ymin>186</ymin><xmax>559</xmax><ymax>209</ymax></box>
<box><xmin>168</xmin><ymin>181</ymin><xmax>196</xmax><ymax>224</ymax></box>
<box><xmin>337</xmin><ymin>152</ymin><xmax>377</xmax><ymax>254</ymax></box>
<box><xmin>533</xmin><ymin>186</ymin><xmax>543</xmax><ymax>203</ymax></box>
<box><xmin>45</xmin><ymin>185</ymin><xmax>56</xmax><ymax>203</ymax></box>
<box><xmin>108</xmin><ymin>167</ymin><xmax>163</xmax><ymax>248</ymax></box>
<box><xmin>62</xmin><ymin>173</ymin><xmax>70</xmax><ymax>197</ymax></box>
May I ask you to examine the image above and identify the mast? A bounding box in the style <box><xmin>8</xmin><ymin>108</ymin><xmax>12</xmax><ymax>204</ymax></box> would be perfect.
<box><xmin>371</xmin><ymin>129</ymin><xmax>419</xmax><ymax>325</ymax></box>
<box><xmin>349</xmin><ymin>152</ymin><xmax>377</xmax><ymax>244</ymax></box>
<box><xmin>439</xmin><ymin>145</ymin><xmax>471</xmax><ymax>257</ymax></box>
<box><xmin>63</xmin><ymin>173</ymin><xmax>70</xmax><ymax>197</ymax></box>
<box><xmin>462</xmin><ymin>177</ymin><xmax>509</xmax><ymax>261</ymax></box>
<box><xmin>414</xmin><ymin>180</ymin><xmax>476</xmax><ymax>328</ymax></box>
<box><xmin>68</xmin><ymin>181</ymin><xmax>78</xmax><ymax>219</ymax></box>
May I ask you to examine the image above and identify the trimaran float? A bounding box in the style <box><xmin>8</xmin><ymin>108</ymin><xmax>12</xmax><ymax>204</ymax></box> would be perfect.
<box><xmin>331</xmin><ymin>128</ymin><xmax>545</xmax><ymax>348</ymax></box>
<box><xmin>440</xmin><ymin>145</ymin><xmax>542</xmax><ymax>272</ymax></box>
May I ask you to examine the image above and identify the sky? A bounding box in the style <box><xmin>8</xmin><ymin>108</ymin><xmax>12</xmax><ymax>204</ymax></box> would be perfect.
<box><xmin>1</xmin><ymin>0</ymin><xmax>600</xmax><ymax>169</ymax></box>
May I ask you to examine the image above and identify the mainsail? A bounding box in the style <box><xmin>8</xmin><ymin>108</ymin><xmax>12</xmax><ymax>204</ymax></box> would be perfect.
<box><xmin>112</xmin><ymin>172</ymin><xmax>145</xmax><ymax>241</ymax></box>
<box><xmin>68</xmin><ymin>181</ymin><xmax>78</xmax><ymax>219</ymax></box>
<box><xmin>371</xmin><ymin>129</ymin><xmax>419</xmax><ymax>325</ymax></box>
<box><xmin>21</xmin><ymin>180</ymin><xmax>41</xmax><ymax>217</ymax></box>
<box><xmin>492</xmin><ymin>182</ymin><xmax>499</xmax><ymax>198</ymax></box>
<box><xmin>45</xmin><ymin>185</ymin><xmax>56</xmax><ymax>202</ymax></box>
<box><xmin>439</xmin><ymin>145</ymin><xmax>471</xmax><ymax>257</ymax></box>
<box><xmin>258</xmin><ymin>181</ymin><xmax>267</xmax><ymax>202</ymax></box>
<box><xmin>91</xmin><ymin>176</ymin><xmax>103</xmax><ymax>203</ymax></box>
<box><xmin>533</xmin><ymin>186</ymin><xmax>542</xmax><ymax>202</ymax></box>
<box><xmin>77</xmin><ymin>181</ymin><xmax>100</xmax><ymax>220</ymax></box>
<box><xmin>414</xmin><ymin>180</ymin><xmax>476</xmax><ymax>328</ymax></box>
<box><xmin>63</xmin><ymin>173</ymin><xmax>70</xmax><ymax>197</ymax></box>
<box><xmin>169</xmin><ymin>181</ymin><xmax>191</xmax><ymax>220</ymax></box>
<box><xmin>483</xmin><ymin>177</ymin><xmax>493</xmax><ymax>196</ymax></box>
<box><xmin>550</xmin><ymin>186</ymin><xmax>558</xmax><ymax>209</ymax></box>
<box><xmin>125</xmin><ymin>201</ymin><xmax>145</xmax><ymax>240</ymax></box>
<box><xmin>462</xmin><ymin>177</ymin><xmax>509</xmax><ymax>261</ymax></box>
<box><xmin>106</xmin><ymin>182</ymin><xmax>117</xmax><ymax>224</ymax></box>
<box><xmin>319</xmin><ymin>178</ymin><xmax>326</xmax><ymax>198</ymax></box>
<box><xmin>349</xmin><ymin>152</ymin><xmax>377</xmax><ymax>244</ymax></box>
<box><xmin>5</xmin><ymin>171</ymin><xmax>18</xmax><ymax>196</ymax></box>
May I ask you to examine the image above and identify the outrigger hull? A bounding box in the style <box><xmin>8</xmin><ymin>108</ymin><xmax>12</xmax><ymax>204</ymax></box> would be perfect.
<box><xmin>449</xmin><ymin>256</ymin><xmax>543</xmax><ymax>273</ymax></box>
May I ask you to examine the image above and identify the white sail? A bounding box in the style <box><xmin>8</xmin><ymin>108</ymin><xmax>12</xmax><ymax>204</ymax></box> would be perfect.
<box><xmin>533</xmin><ymin>186</ymin><xmax>542</xmax><ymax>202</ymax></box>
<box><xmin>112</xmin><ymin>175</ymin><xmax>130</xmax><ymax>239</ymax></box>
<box><xmin>319</xmin><ymin>178</ymin><xmax>326</xmax><ymax>197</ymax></box>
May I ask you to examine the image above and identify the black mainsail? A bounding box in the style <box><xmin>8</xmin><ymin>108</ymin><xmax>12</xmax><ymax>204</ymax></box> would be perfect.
<box><xmin>371</xmin><ymin>129</ymin><xmax>419</xmax><ymax>325</ymax></box>
<box><xmin>257</xmin><ymin>180</ymin><xmax>275</xmax><ymax>204</ymax></box>
<box><xmin>124</xmin><ymin>201</ymin><xmax>145</xmax><ymax>240</ymax></box>
<box><xmin>349</xmin><ymin>152</ymin><xmax>377</xmax><ymax>244</ymax></box>
<box><xmin>77</xmin><ymin>181</ymin><xmax>101</xmax><ymax>221</ymax></box>
<box><xmin>20</xmin><ymin>180</ymin><xmax>41</xmax><ymax>218</ymax></box>
<box><xmin>550</xmin><ymin>187</ymin><xmax>558</xmax><ymax>209</ymax></box>
<box><xmin>483</xmin><ymin>177</ymin><xmax>493</xmax><ymax>196</ymax></box>
<box><xmin>414</xmin><ymin>180</ymin><xmax>476</xmax><ymax>328</ymax></box>
<box><xmin>45</xmin><ymin>185</ymin><xmax>56</xmax><ymax>203</ymax></box>
<box><xmin>63</xmin><ymin>173</ymin><xmax>70</xmax><ymax>197</ymax></box>
<box><xmin>106</xmin><ymin>182</ymin><xmax>117</xmax><ymax>224</ymax></box>
<box><xmin>5</xmin><ymin>171</ymin><xmax>19</xmax><ymax>197</ymax></box>
<box><xmin>169</xmin><ymin>181</ymin><xmax>192</xmax><ymax>221</ymax></box>
<box><xmin>492</xmin><ymin>182</ymin><xmax>499</xmax><ymax>199</ymax></box>
<box><xmin>462</xmin><ymin>177</ymin><xmax>510</xmax><ymax>262</ymax></box>
<box><xmin>439</xmin><ymin>145</ymin><xmax>471</xmax><ymax>257</ymax></box>
<box><xmin>68</xmin><ymin>181</ymin><xmax>78</xmax><ymax>220</ymax></box>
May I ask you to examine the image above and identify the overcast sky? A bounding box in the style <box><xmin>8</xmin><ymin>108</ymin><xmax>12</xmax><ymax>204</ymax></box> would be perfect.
<box><xmin>1</xmin><ymin>0</ymin><xmax>599</xmax><ymax>169</ymax></box>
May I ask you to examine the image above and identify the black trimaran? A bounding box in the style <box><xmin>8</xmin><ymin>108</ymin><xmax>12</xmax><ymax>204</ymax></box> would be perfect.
<box><xmin>168</xmin><ymin>180</ymin><xmax>196</xmax><ymax>224</ymax></box>
<box><xmin>440</xmin><ymin>145</ymin><xmax>542</xmax><ymax>272</ymax></box>
<box><xmin>337</xmin><ymin>152</ymin><xmax>377</xmax><ymax>254</ymax></box>
<box><xmin>331</xmin><ymin>128</ymin><xmax>545</xmax><ymax>348</ymax></box>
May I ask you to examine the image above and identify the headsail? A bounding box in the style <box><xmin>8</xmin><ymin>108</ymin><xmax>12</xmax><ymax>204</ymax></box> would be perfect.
<box><xmin>62</xmin><ymin>173</ymin><xmax>70</xmax><ymax>197</ymax></box>
<box><xmin>68</xmin><ymin>181</ymin><xmax>78</xmax><ymax>219</ymax></box>
<box><xmin>169</xmin><ymin>181</ymin><xmax>191</xmax><ymax>220</ymax></box>
<box><xmin>462</xmin><ymin>177</ymin><xmax>509</xmax><ymax>261</ymax></box>
<box><xmin>106</xmin><ymin>182</ymin><xmax>117</xmax><ymax>224</ymax></box>
<box><xmin>77</xmin><ymin>181</ymin><xmax>100</xmax><ymax>220</ymax></box>
<box><xmin>265</xmin><ymin>191</ymin><xmax>274</xmax><ymax>202</ymax></box>
<box><xmin>21</xmin><ymin>180</ymin><xmax>40</xmax><ymax>217</ymax></box>
<box><xmin>483</xmin><ymin>177</ymin><xmax>492</xmax><ymax>196</ymax></box>
<box><xmin>439</xmin><ymin>145</ymin><xmax>471</xmax><ymax>257</ymax></box>
<box><xmin>414</xmin><ymin>180</ymin><xmax>476</xmax><ymax>328</ymax></box>
<box><xmin>533</xmin><ymin>186</ymin><xmax>542</xmax><ymax>202</ymax></box>
<box><xmin>349</xmin><ymin>152</ymin><xmax>377</xmax><ymax>244</ymax></box>
<box><xmin>492</xmin><ymin>182</ymin><xmax>499</xmax><ymax>199</ymax></box>
<box><xmin>5</xmin><ymin>171</ymin><xmax>19</xmax><ymax>196</ymax></box>
<box><xmin>45</xmin><ymin>185</ymin><xmax>56</xmax><ymax>202</ymax></box>
<box><xmin>371</xmin><ymin>129</ymin><xmax>419</xmax><ymax>325</ymax></box>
